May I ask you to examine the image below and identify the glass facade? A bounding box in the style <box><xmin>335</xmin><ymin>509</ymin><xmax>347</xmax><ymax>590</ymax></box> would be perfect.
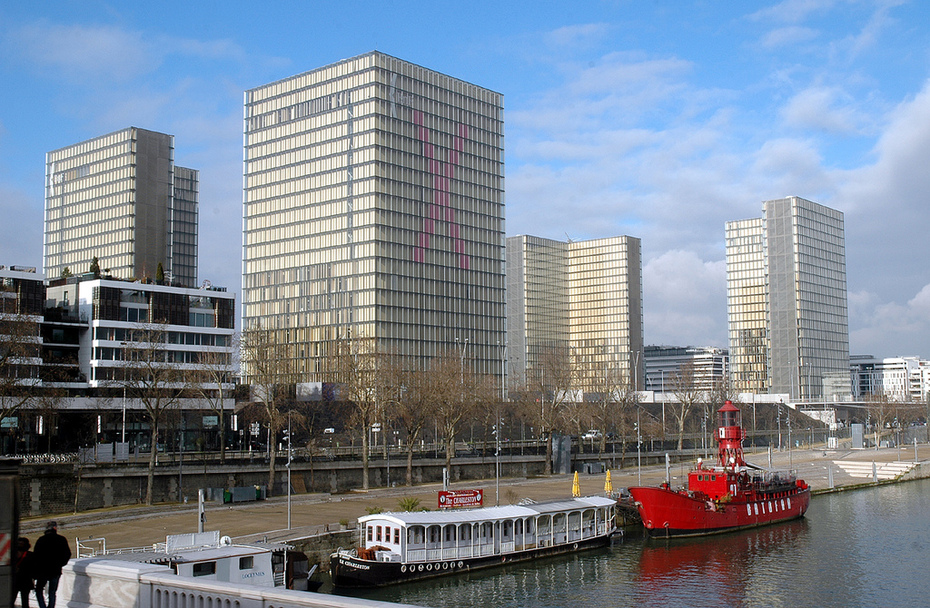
<box><xmin>726</xmin><ymin>197</ymin><xmax>849</xmax><ymax>399</ymax></box>
<box><xmin>725</xmin><ymin>218</ymin><xmax>767</xmax><ymax>393</ymax></box>
<box><xmin>44</xmin><ymin>128</ymin><xmax>199</xmax><ymax>287</ymax></box>
<box><xmin>242</xmin><ymin>52</ymin><xmax>506</xmax><ymax>380</ymax></box>
<box><xmin>506</xmin><ymin>235</ymin><xmax>643</xmax><ymax>390</ymax></box>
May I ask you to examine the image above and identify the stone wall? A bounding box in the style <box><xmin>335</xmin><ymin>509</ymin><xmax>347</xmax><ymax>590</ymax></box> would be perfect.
<box><xmin>18</xmin><ymin>454</ymin><xmax>565</xmax><ymax>517</ymax></box>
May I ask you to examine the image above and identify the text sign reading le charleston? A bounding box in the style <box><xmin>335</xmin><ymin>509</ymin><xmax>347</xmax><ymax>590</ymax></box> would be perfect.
<box><xmin>438</xmin><ymin>489</ymin><xmax>483</xmax><ymax>509</ymax></box>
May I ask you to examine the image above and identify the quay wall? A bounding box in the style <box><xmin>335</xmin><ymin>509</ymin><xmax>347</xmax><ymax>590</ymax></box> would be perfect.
<box><xmin>23</xmin><ymin>453</ymin><xmax>621</xmax><ymax>517</ymax></box>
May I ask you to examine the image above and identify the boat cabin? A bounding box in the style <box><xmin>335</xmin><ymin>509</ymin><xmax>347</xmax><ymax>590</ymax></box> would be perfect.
<box><xmin>356</xmin><ymin>497</ymin><xmax>616</xmax><ymax>563</ymax></box>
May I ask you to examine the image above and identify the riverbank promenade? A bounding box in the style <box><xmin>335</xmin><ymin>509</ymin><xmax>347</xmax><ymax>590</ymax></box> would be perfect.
<box><xmin>21</xmin><ymin>442</ymin><xmax>930</xmax><ymax>548</ymax></box>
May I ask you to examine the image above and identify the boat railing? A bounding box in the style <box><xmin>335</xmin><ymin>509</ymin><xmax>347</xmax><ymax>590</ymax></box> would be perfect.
<box><xmin>501</xmin><ymin>541</ymin><xmax>515</xmax><ymax>553</ymax></box>
<box><xmin>479</xmin><ymin>542</ymin><xmax>495</xmax><ymax>556</ymax></box>
<box><xmin>407</xmin><ymin>549</ymin><xmax>426</xmax><ymax>562</ymax></box>
<box><xmin>426</xmin><ymin>548</ymin><xmax>442</xmax><ymax>561</ymax></box>
<box><xmin>442</xmin><ymin>548</ymin><xmax>458</xmax><ymax>560</ymax></box>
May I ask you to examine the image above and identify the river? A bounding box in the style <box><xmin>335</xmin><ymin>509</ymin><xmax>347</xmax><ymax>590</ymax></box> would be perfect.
<box><xmin>335</xmin><ymin>477</ymin><xmax>930</xmax><ymax>607</ymax></box>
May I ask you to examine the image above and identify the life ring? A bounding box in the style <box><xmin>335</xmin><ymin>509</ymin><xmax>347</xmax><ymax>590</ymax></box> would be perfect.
<box><xmin>443</xmin><ymin>562</ymin><xmax>449</xmax><ymax>570</ymax></box>
<box><xmin>458</xmin><ymin>561</ymin><xmax>464</xmax><ymax>568</ymax></box>
<box><xmin>426</xmin><ymin>563</ymin><xmax>433</xmax><ymax>571</ymax></box>
<box><xmin>401</xmin><ymin>565</ymin><xmax>406</xmax><ymax>573</ymax></box>
<box><xmin>573</xmin><ymin>543</ymin><xmax>578</xmax><ymax>550</ymax></box>
<box><xmin>418</xmin><ymin>564</ymin><xmax>424</xmax><ymax>571</ymax></box>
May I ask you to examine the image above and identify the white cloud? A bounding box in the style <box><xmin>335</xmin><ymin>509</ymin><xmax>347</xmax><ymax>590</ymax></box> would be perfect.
<box><xmin>781</xmin><ymin>86</ymin><xmax>862</xmax><ymax>133</ymax></box>
<box><xmin>643</xmin><ymin>251</ymin><xmax>727</xmax><ymax>347</ymax></box>
<box><xmin>7</xmin><ymin>21</ymin><xmax>249</xmax><ymax>83</ymax></box>
<box><xmin>761</xmin><ymin>26</ymin><xmax>820</xmax><ymax>48</ymax></box>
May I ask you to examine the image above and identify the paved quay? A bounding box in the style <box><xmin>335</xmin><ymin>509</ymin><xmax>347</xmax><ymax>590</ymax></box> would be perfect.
<box><xmin>20</xmin><ymin>443</ymin><xmax>930</xmax><ymax>551</ymax></box>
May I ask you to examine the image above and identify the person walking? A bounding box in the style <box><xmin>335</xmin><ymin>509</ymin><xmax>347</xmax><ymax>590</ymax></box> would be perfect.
<box><xmin>13</xmin><ymin>537</ymin><xmax>36</xmax><ymax>608</ymax></box>
<box><xmin>32</xmin><ymin>521</ymin><xmax>72</xmax><ymax>608</ymax></box>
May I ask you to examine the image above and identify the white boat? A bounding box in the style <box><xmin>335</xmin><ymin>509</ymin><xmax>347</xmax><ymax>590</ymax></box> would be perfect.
<box><xmin>330</xmin><ymin>496</ymin><xmax>617</xmax><ymax>587</ymax></box>
<box><xmin>76</xmin><ymin>531</ymin><xmax>315</xmax><ymax>590</ymax></box>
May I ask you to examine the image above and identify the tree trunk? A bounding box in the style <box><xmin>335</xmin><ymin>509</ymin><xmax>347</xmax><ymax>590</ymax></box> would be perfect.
<box><xmin>146</xmin><ymin>417</ymin><xmax>158</xmax><ymax>505</ymax></box>
<box><xmin>406</xmin><ymin>445</ymin><xmax>414</xmax><ymax>487</ymax></box>
<box><xmin>362</xmin><ymin>427</ymin><xmax>370</xmax><ymax>490</ymax></box>
<box><xmin>445</xmin><ymin>433</ymin><xmax>454</xmax><ymax>480</ymax></box>
<box><xmin>544</xmin><ymin>431</ymin><xmax>553</xmax><ymax>475</ymax></box>
<box><xmin>267</xmin><ymin>433</ymin><xmax>277</xmax><ymax>497</ymax></box>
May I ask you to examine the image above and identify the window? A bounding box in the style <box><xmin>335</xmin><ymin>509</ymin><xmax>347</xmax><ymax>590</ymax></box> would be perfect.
<box><xmin>367</xmin><ymin>526</ymin><xmax>373</xmax><ymax>542</ymax></box>
<box><xmin>239</xmin><ymin>556</ymin><xmax>254</xmax><ymax>570</ymax></box>
<box><xmin>193</xmin><ymin>562</ymin><xmax>217</xmax><ymax>577</ymax></box>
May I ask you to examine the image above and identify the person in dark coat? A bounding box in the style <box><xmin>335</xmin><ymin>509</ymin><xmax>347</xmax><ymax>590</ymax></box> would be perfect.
<box><xmin>32</xmin><ymin>521</ymin><xmax>72</xmax><ymax>608</ymax></box>
<box><xmin>14</xmin><ymin>537</ymin><xmax>36</xmax><ymax>608</ymax></box>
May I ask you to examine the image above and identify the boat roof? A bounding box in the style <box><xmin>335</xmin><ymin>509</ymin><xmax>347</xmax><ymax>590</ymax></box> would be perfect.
<box><xmin>358</xmin><ymin>496</ymin><xmax>615</xmax><ymax>527</ymax></box>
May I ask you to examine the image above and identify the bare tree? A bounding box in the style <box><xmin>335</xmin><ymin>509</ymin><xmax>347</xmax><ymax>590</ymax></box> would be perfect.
<box><xmin>520</xmin><ymin>345</ymin><xmax>579</xmax><ymax>475</ymax></box>
<box><xmin>0</xmin><ymin>312</ymin><xmax>41</xmax><ymax>439</ymax></box>
<box><xmin>122</xmin><ymin>322</ymin><xmax>184</xmax><ymax>505</ymax></box>
<box><xmin>430</xmin><ymin>351</ymin><xmax>476</xmax><ymax>480</ymax></box>
<box><xmin>241</xmin><ymin>325</ymin><xmax>295</xmax><ymax>496</ymax></box>
<box><xmin>331</xmin><ymin>336</ymin><xmax>385</xmax><ymax>490</ymax></box>
<box><xmin>387</xmin><ymin>362</ymin><xmax>433</xmax><ymax>486</ymax></box>
<box><xmin>187</xmin><ymin>334</ymin><xmax>237</xmax><ymax>462</ymax></box>
<box><xmin>670</xmin><ymin>361</ymin><xmax>705</xmax><ymax>451</ymax></box>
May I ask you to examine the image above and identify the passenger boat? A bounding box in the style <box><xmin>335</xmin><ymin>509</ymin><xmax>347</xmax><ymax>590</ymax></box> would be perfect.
<box><xmin>330</xmin><ymin>495</ymin><xmax>617</xmax><ymax>587</ymax></box>
<box><xmin>627</xmin><ymin>400</ymin><xmax>811</xmax><ymax>538</ymax></box>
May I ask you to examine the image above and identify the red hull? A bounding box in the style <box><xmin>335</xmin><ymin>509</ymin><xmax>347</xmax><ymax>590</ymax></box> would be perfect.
<box><xmin>629</xmin><ymin>483</ymin><xmax>811</xmax><ymax>537</ymax></box>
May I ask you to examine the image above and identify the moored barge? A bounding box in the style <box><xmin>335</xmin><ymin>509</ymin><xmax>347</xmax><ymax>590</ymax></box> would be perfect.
<box><xmin>330</xmin><ymin>496</ymin><xmax>617</xmax><ymax>587</ymax></box>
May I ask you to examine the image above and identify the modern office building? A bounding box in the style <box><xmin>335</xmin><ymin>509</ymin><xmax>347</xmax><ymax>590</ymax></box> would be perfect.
<box><xmin>726</xmin><ymin>196</ymin><xmax>850</xmax><ymax>400</ymax></box>
<box><xmin>850</xmin><ymin>355</ymin><xmax>928</xmax><ymax>402</ymax></box>
<box><xmin>242</xmin><ymin>52</ymin><xmax>506</xmax><ymax>382</ymax></box>
<box><xmin>643</xmin><ymin>346</ymin><xmax>728</xmax><ymax>393</ymax></box>
<box><xmin>506</xmin><ymin>235</ymin><xmax>643</xmax><ymax>391</ymax></box>
<box><xmin>45</xmin><ymin>127</ymin><xmax>199</xmax><ymax>287</ymax></box>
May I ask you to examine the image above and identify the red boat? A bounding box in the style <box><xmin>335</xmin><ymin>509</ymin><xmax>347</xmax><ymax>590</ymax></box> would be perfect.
<box><xmin>628</xmin><ymin>400</ymin><xmax>811</xmax><ymax>537</ymax></box>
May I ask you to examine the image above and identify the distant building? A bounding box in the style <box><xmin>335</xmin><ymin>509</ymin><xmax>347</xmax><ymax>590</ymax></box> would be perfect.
<box><xmin>726</xmin><ymin>197</ymin><xmax>850</xmax><ymax>400</ymax></box>
<box><xmin>850</xmin><ymin>355</ymin><xmax>927</xmax><ymax>402</ymax></box>
<box><xmin>242</xmin><ymin>52</ymin><xmax>506</xmax><ymax>382</ymax></box>
<box><xmin>644</xmin><ymin>346</ymin><xmax>728</xmax><ymax>393</ymax></box>
<box><xmin>45</xmin><ymin>127</ymin><xmax>199</xmax><ymax>287</ymax></box>
<box><xmin>0</xmin><ymin>265</ymin><xmax>45</xmax><ymax>392</ymax></box>
<box><xmin>506</xmin><ymin>235</ymin><xmax>644</xmax><ymax>391</ymax></box>
<box><xmin>1</xmin><ymin>266</ymin><xmax>235</xmax><ymax>455</ymax></box>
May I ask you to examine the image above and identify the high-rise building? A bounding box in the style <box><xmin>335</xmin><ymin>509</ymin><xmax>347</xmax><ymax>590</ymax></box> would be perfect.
<box><xmin>726</xmin><ymin>196</ymin><xmax>850</xmax><ymax>400</ymax></box>
<box><xmin>242</xmin><ymin>52</ymin><xmax>506</xmax><ymax>381</ymax></box>
<box><xmin>506</xmin><ymin>235</ymin><xmax>643</xmax><ymax>391</ymax></box>
<box><xmin>45</xmin><ymin>127</ymin><xmax>199</xmax><ymax>287</ymax></box>
<box><xmin>643</xmin><ymin>346</ymin><xmax>728</xmax><ymax>393</ymax></box>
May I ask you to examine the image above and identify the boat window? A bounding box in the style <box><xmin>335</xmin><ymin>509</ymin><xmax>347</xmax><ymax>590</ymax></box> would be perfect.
<box><xmin>394</xmin><ymin>528</ymin><xmax>400</xmax><ymax>544</ymax></box>
<box><xmin>376</xmin><ymin>526</ymin><xmax>382</xmax><ymax>542</ymax></box>
<box><xmin>444</xmin><ymin>526</ymin><xmax>455</xmax><ymax>542</ymax></box>
<box><xmin>711</xmin><ymin>475</ymin><xmax>716</xmax><ymax>481</ymax></box>
<box><xmin>193</xmin><ymin>562</ymin><xmax>216</xmax><ymax>577</ymax></box>
<box><xmin>367</xmin><ymin>526</ymin><xmax>373</xmax><ymax>542</ymax></box>
<box><xmin>239</xmin><ymin>556</ymin><xmax>254</xmax><ymax>570</ymax></box>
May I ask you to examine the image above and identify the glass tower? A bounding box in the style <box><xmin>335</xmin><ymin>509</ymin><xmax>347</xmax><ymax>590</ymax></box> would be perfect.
<box><xmin>45</xmin><ymin>127</ymin><xmax>199</xmax><ymax>287</ymax></box>
<box><xmin>506</xmin><ymin>235</ymin><xmax>643</xmax><ymax>390</ymax></box>
<box><xmin>242</xmin><ymin>52</ymin><xmax>506</xmax><ymax>381</ymax></box>
<box><xmin>726</xmin><ymin>196</ymin><xmax>849</xmax><ymax>399</ymax></box>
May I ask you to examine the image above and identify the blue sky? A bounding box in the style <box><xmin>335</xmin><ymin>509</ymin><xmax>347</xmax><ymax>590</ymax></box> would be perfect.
<box><xmin>2</xmin><ymin>0</ymin><xmax>929</xmax><ymax>357</ymax></box>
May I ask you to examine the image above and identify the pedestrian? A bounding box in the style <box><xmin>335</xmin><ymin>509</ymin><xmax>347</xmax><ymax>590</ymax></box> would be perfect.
<box><xmin>33</xmin><ymin>521</ymin><xmax>72</xmax><ymax>608</ymax></box>
<box><xmin>14</xmin><ymin>537</ymin><xmax>36</xmax><ymax>608</ymax></box>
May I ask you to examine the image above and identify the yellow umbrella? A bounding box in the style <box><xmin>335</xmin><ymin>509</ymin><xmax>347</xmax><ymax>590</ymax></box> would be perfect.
<box><xmin>572</xmin><ymin>471</ymin><xmax>580</xmax><ymax>497</ymax></box>
<box><xmin>604</xmin><ymin>469</ymin><xmax>613</xmax><ymax>496</ymax></box>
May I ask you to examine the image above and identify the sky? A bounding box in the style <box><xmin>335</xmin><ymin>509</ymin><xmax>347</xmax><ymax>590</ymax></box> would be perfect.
<box><xmin>1</xmin><ymin>0</ymin><xmax>929</xmax><ymax>358</ymax></box>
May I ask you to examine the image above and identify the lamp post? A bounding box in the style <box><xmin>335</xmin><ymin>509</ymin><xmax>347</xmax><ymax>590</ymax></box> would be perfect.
<box><xmin>287</xmin><ymin>411</ymin><xmax>292</xmax><ymax>530</ymax></box>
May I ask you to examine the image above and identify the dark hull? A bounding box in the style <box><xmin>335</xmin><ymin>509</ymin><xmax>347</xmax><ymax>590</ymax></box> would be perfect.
<box><xmin>629</xmin><ymin>485</ymin><xmax>811</xmax><ymax>538</ymax></box>
<box><xmin>331</xmin><ymin>534</ymin><xmax>612</xmax><ymax>587</ymax></box>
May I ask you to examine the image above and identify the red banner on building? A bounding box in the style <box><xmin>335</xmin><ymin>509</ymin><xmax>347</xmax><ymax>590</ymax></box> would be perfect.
<box><xmin>438</xmin><ymin>489</ymin><xmax>483</xmax><ymax>509</ymax></box>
